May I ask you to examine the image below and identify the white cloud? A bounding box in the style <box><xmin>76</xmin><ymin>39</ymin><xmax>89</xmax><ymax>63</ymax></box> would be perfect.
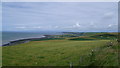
<box><xmin>16</xmin><ymin>26</ymin><xmax>26</xmax><ymax>29</ymax></box>
<box><xmin>54</xmin><ymin>26</ymin><xmax>59</xmax><ymax>28</ymax></box>
<box><xmin>108</xmin><ymin>24</ymin><xmax>112</xmax><ymax>27</ymax></box>
<box><xmin>74</xmin><ymin>22</ymin><xmax>81</xmax><ymax>27</ymax></box>
<box><xmin>14</xmin><ymin>24</ymin><xmax>22</xmax><ymax>26</ymax></box>
<box><xmin>62</xmin><ymin>22</ymin><xmax>82</xmax><ymax>30</ymax></box>
<box><xmin>32</xmin><ymin>26</ymin><xmax>42</xmax><ymax>29</ymax></box>
<box><xmin>15</xmin><ymin>25</ymin><xmax>60</xmax><ymax>30</ymax></box>
<box><xmin>90</xmin><ymin>22</ymin><xmax>94</xmax><ymax>26</ymax></box>
<box><xmin>104</xmin><ymin>12</ymin><xmax>113</xmax><ymax>16</ymax></box>
<box><xmin>89</xmin><ymin>21</ymin><xmax>97</xmax><ymax>28</ymax></box>
<box><xmin>108</xmin><ymin>24</ymin><xmax>118</xmax><ymax>28</ymax></box>
<box><xmin>103</xmin><ymin>12</ymin><xmax>114</xmax><ymax>19</ymax></box>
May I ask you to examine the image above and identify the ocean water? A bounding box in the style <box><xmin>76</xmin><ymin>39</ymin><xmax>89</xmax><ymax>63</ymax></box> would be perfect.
<box><xmin>2</xmin><ymin>31</ymin><xmax>62</xmax><ymax>45</ymax></box>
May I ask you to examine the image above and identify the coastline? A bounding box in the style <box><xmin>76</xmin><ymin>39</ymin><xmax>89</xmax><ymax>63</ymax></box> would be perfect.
<box><xmin>2</xmin><ymin>31</ymin><xmax>63</xmax><ymax>46</ymax></box>
<box><xmin>2</xmin><ymin>35</ymin><xmax>52</xmax><ymax>46</ymax></box>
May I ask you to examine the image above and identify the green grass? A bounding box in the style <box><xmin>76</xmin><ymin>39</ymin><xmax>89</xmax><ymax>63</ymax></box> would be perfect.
<box><xmin>2</xmin><ymin>32</ymin><xmax>119</xmax><ymax>66</ymax></box>
<box><xmin>78</xmin><ymin>40</ymin><xmax>119</xmax><ymax>66</ymax></box>
<box><xmin>3</xmin><ymin>40</ymin><xmax>109</xmax><ymax>66</ymax></box>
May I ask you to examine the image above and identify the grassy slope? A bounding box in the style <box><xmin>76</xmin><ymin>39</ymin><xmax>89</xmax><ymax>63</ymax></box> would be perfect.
<box><xmin>2</xmin><ymin>32</ymin><xmax>119</xmax><ymax>66</ymax></box>
<box><xmin>3</xmin><ymin>40</ymin><xmax>108</xmax><ymax>66</ymax></box>
<box><xmin>79</xmin><ymin>40</ymin><xmax>119</xmax><ymax>66</ymax></box>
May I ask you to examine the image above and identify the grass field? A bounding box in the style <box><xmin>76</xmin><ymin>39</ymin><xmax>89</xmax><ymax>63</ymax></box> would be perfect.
<box><xmin>2</xmin><ymin>33</ymin><xmax>119</xmax><ymax>66</ymax></box>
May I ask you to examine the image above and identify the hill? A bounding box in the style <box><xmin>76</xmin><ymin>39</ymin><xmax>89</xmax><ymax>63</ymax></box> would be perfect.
<box><xmin>2</xmin><ymin>32</ymin><xmax>119</xmax><ymax>66</ymax></box>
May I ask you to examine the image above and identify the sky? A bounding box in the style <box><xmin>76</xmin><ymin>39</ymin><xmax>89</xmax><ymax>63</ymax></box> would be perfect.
<box><xmin>2</xmin><ymin>2</ymin><xmax>118</xmax><ymax>32</ymax></box>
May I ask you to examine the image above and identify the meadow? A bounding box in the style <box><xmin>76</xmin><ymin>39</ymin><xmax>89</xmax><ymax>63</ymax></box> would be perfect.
<box><xmin>2</xmin><ymin>32</ymin><xmax>119</xmax><ymax>66</ymax></box>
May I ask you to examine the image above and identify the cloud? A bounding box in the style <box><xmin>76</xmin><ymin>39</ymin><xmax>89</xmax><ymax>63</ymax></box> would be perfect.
<box><xmin>103</xmin><ymin>12</ymin><xmax>114</xmax><ymax>19</ymax></box>
<box><xmin>16</xmin><ymin>26</ymin><xmax>26</xmax><ymax>29</ymax></box>
<box><xmin>14</xmin><ymin>25</ymin><xmax>62</xmax><ymax>31</ymax></box>
<box><xmin>89</xmin><ymin>21</ymin><xmax>96</xmax><ymax>27</ymax></box>
<box><xmin>2</xmin><ymin>2</ymin><xmax>117</xmax><ymax>32</ymax></box>
<box><xmin>90</xmin><ymin>22</ymin><xmax>94</xmax><ymax>26</ymax></box>
<box><xmin>32</xmin><ymin>26</ymin><xmax>42</xmax><ymax>29</ymax></box>
<box><xmin>73</xmin><ymin>22</ymin><xmax>81</xmax><ymax>27</ymax></box>
<box><xmin>62</xmin><ymin>22</ymin><xmax>82</xmax><ymax>30</ymax></box>
<box><xmin>108</xmin><ymin>24</ymin><xmax>112</xmax><ymax>27</ymax></box>
<box><xmin>107</xmin><ymin>24</ymin><xmax>117</xmax><ymax>28</ymax></box>
<box><xmin>54</xmin><ymin>26</ymin><xmax>59</xmax><ymax>28</ymax></box>
<box><xmin>105</xmin><ymin>24</ymin><xmax>118</xmax><ymax>32</ymax></box>
<box><xmin>104</xmin><ymin>12</ymin><xmax>114</xmax><ymax>16</ymax></box>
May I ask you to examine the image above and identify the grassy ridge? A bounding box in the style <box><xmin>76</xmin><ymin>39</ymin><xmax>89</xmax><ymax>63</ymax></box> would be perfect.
<box><xmin>90</xmin><ymin>33</ymin><xmax>118</xmax><ymax>40</ymax></box>
<box><xmin>68</xmin><ymin>33</ymin><xmax>117</xmax><ymax>41</ymax></box>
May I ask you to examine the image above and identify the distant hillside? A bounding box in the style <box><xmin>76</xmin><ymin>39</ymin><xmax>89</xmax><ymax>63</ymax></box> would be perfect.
<box><xmin>90</xmin><ymin>33</ymin><xmax>118</xmax><ymax>40</ymax></box>
<box><xmin>68</xmin><ymin>33</ymin><xmax>118</xmax><ymax>41</ymax></box>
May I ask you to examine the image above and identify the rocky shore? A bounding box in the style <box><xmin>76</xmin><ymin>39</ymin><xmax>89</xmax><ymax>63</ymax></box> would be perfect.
<box><xmin>2</xmin><ymin>35</ymin><xmax>52</xmax><ymax>46</ymax></box>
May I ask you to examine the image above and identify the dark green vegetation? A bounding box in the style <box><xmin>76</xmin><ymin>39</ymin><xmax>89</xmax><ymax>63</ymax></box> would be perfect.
<box><xmin>31</xmin><ymin>38</ymin><xmax>64</xmax><ymax>41</ymax></box>
<box><xmin>90</xmin><ymin>33</ymin><xmax>118</xmax><ymax>40</ymax></box>
<box><xmin>69</xmin><ymin>37</ymin><xmax>95</xmax><ymax>41</ymax></box>
<box><xmin>2</xmin><ymin>32</ymin><xmax>119</xmax><ymax>66</ymax></box>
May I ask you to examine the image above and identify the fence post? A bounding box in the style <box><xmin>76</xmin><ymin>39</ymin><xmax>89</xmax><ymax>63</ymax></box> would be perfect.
<box><xmin>79</xmin><ymin>57</ymin><xmax>82</xmax><ymax>65</ymax></box>
<box><xmin>70</xmin><ymin>62</ymin><xmax>73</xmax><ymax>68</ymax></box>
<box><xmin>89</xmin><ymin>49</ymin><xmax>95</xmax><ymax>66</ymax></box>
<box><xmin>79</xmin><ymin>57</ymin><xmax>82</xmax><ymax>68</ymax></box>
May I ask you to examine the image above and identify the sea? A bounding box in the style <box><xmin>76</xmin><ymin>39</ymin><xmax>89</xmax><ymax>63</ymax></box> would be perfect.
<box><xmin>1</xmin><ymin>31</ymin><xmax>62</xmax><ymax>45</ymax></box>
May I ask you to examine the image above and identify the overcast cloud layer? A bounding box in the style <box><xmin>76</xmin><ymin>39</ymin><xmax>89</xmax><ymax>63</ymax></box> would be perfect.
<box><xmin>2</xmin><ymin>2</ymin><xmax>118</xmax><ymax>32</ymax></box>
